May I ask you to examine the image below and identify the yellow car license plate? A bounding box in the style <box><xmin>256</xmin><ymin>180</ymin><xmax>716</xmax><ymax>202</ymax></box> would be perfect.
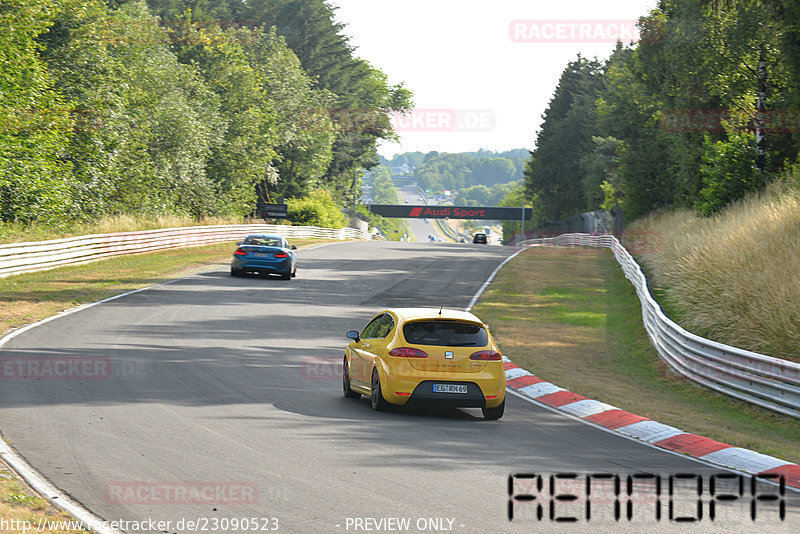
<box><xmin>433</xmin><ymin>384</ymin><xmax>467</xmax><ymax>394</ymax></box>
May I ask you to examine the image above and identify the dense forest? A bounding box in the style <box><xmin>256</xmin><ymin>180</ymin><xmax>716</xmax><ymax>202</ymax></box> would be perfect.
<box><xmin>7</xmin><ymin>0</ymin><xmax>800</xmax><ymax>233</ymax></box>
<box><xmin>373</xmin><ymin>149</ymin><xmax>528</xmax><ymax>206</ymax></box>
<box><xmin>524</xmin><ymin>0</ymin><xmax>800</xmax><ymax>224</ymax></box>
<box><xmin>1</xmin><ymin>0</ymin><xmax>411</xmax><ymax>226</ymax></box>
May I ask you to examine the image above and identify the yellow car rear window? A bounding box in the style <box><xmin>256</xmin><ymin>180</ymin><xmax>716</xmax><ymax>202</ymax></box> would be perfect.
<box><xmin>403</xmin><ymin>320</ymin><xmax>488</xmax><ymax>347</ymax></box>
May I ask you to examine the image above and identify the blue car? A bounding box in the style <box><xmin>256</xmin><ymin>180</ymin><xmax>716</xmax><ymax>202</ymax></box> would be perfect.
<box><xmin>230</xmin><ymin>234</ymin><xmax>297</xmax><ymax>280</ymax></box>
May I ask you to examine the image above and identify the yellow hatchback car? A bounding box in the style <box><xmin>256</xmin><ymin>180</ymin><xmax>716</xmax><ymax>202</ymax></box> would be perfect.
<box><xmin>343</xmin><ymin>308</ymin><xmax>506</xmax><ymax>419</ymax></box>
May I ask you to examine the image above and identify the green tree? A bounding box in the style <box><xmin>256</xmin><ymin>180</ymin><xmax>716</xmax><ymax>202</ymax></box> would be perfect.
<box><xmin>524</xmin><ymin>55</ymin><xmax>604</xmax><ymax>221</ymax></box>
<box><xmin>610</xmin><ymin>0</ymin><xmax>795</xmax><ymax>217</ymax></box>
<box><xmin>38</xmin><ymin>0</ymin><xmax>160</xmax><ymax>218</ymax></box>
<box><xmin>171</xmin><ymin>18</ymin><xmax>281</xmax><ymax>216</ymax></box>
<box><xmin>372</xmin><ymin>171</ymin><xmax>397</xmax><ymax>204</ymax></box>
<box><xmin>240</xmin><ymin>0</ymin><xmax>413</xmax><ymax>201</ymax></box>
<box><xmin>696</xmin><ymin>121</ymin><xmax>763</xmax><ymax>215</ymax></box>
<box><xmin>286</xmin><ymin>188</ymin><xmax>346</xmax><ymax>227</ymax></box>
<box><xmin>453</xmin><ymin>183</ymin><xmax>516</xmax><ymax>207</ymax></box>
<box><xmin>115</xmin><ymin>2</ymin><xmax>225</xmax><ymax>218</ymax></box>
<box><xmin>155</xmin><ymin>0</ymin><xmax>414</xmax><ymax>205</ymax></box>
<box><xmin>499</xmin><ymin>182</ymin><xmax>534</xmax><ymax>244</ymax></box>
<box><xmin>37</xmin><ymin>0</ymin><xmax>228</xmax><ymax>219</ymax></box>
<box><xmin>243</xmin><ymin>27</ymin><xmax>336</xmax><ymax>201</ymax></box>
<box><xmin>386</xmin><ymin>151</ymin><xmax>425</xmax><ymax>170</ymax></box>
<box><xmin>0</xmin><ymin>0</ymin><xmax>74</xmax><ymax>224</ymax></box>
<box><xmin>471</xmin><ymin>158</ymin><xmax>517</xmax><ymax>186</ymax></box>
<box><xmin>596</xmin><ymin>46</ymin><xmax>677</xmax><ymax>219</ymax></box>
<box><xmin>579</xmin><ymin>136</ymin><xmax>625</xmax><ymax>210</ymax></box>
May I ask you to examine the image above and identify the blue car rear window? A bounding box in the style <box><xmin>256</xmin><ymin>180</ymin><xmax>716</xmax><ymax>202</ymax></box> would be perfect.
<box><xmin>402</xmin><ymin>321</ymin><xmax>488</xmax><ymax>347</ymax></box>
<box><xmin>243</xmin><ymin>237</ymin><xmax>282</xmax><ymax>247</ymax></box>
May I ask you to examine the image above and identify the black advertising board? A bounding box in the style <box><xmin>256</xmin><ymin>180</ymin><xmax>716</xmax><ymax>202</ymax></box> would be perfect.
<box><xmin>259</xmin><ymin>203</ymin><xmax>289</xmax><ymax>219</ymax></box>
<box><xmin>367</xmin><ymin>204</ymin><xmax>532</xmax><ymax>220</ymax></box>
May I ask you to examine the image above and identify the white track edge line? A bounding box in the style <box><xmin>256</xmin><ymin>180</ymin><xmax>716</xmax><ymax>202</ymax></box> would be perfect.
<box><xmin>0</xmin><ymin>286</ymin><xmax>163</xmax><ymax>533</ymax></box>
<box><xmin>0</xmin><ymin>439</ymin><xmax>121</xmax><ymax>534</ymax></box>
<box><xmin>0</xmin><ymin>238</ymin><xmax>360</xmax><ymax>532</ymax></box>
<box><xmin>465</xmin><ymin>245</ymin><xmax>528</xmax><ymax>311</ymax></box>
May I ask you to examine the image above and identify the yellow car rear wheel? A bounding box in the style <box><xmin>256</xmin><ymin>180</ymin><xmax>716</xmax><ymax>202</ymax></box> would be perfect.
<box><xmin>482</xmin><ymin>399</ymin><xmax>505</xmax><ymax>420</ymax></box>
<box><xmin>370</xmin><ymin>369</ymin><xmax>390</xmax><ymax>411</ymax></box>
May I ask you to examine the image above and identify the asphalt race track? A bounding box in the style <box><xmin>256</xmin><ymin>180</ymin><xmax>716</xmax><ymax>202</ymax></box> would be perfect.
<box><xmin>0</xmin><ymin>241</ymin><xmax>797</xmax><ymax>533</ymax></box>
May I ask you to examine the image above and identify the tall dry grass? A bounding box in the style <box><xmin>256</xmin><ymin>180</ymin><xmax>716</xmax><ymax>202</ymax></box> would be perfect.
<box><xmin>628</xmin><ymin>183</ymin><xmax>800</xmax><ymax>361</ymax></box>
<box><xmin>0</xmin><ymin>214</ymin><xmax>246</xmax><ymax>244</ymax></box>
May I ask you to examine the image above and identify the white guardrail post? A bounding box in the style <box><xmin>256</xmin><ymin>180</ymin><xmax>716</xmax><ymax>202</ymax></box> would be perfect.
<box><xmin>0</xmin><ymin>224</ymin><xmax>379</xmax><ymax>278</ymax></box>
<box><xmin>522</xmin><ymin>233</ymin><xmax>800</xmax><ymax>419</ymax></box>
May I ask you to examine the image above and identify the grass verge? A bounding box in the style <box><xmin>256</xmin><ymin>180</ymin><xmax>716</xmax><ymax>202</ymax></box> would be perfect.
<box><xmin>0</xmin><ymin>237</ymin><xmax>325</xmax><ymax>531</ymax></box>
<box><xmin>627</xmin><ymin>184</ymin><xmax>800</xmax><ymax>361</ymax></box>
<box><xmin>0</xmin><ymin>214</ymin><xmax>249</xmax><ymax>244</ymax></box>
<box><xmin>0</xmin><ymin>457</ymin><xmax>91</xmax><ymax>533</ymax></box>
<box><xmin>473</xmin><ymin>245</ymin><xmax>800</xmax><ymax>464</ymax></box>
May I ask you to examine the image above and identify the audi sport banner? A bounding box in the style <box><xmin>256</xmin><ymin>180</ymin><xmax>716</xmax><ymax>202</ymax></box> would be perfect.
<box><xmin>367</xmin><ymin>204</ymin><xmax>532</xmax><ymax>220</ymax></box>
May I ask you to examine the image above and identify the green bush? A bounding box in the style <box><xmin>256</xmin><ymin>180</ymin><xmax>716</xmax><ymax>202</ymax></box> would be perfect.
<box><xmin>286</xmin><ymin>189</ymin><xmax>346</xmax><ymax>228</ymax></box>
<box><xmin>696</xmin><ymin>123</ymin><xmax>765</xmax><ymax>216</ymax></box>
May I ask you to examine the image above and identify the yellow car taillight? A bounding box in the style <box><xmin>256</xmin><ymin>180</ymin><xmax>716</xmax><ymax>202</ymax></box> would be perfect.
<box><xmin>469</xmin><ymin>350</ymin><xmax>502</xmax><ymax>361</ymax></box>
<box><xmin>388</xmin><ymin>347</ymin><xmax>429</xmax><ymax>358</ymax></box>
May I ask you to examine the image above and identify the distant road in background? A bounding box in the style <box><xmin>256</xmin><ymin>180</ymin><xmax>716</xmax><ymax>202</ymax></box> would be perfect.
<box><xmin>395</xmin><ymin>185</ymin><xmax>504</xmax><ymax>245</ymax></box>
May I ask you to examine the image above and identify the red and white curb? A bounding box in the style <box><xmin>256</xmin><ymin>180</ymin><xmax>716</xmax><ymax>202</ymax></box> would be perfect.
<box><xmin>502</xmin><ymin>357</ymin><xmax>800</xmax><ymax>490</ymax></box>
<box><xmin>467</xmin><ymin>246</ymin><xmax>798</xmax><ymax>490</ymax></box>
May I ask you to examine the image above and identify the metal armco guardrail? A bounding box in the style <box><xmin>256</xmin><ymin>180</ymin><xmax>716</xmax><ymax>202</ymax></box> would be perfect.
<box><xmin>0</xmin><ymin>224</ymin><xmax>377</xmax><ymax>278</ymax></box>
<box><xmin>523</xmin><ymin>233</ymin><xmax>800</xmax><ymax>419</ymax></box>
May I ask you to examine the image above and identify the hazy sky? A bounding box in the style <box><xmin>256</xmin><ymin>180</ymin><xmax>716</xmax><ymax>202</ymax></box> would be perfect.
<box><xmin>327</xmin><ymin>0</ymin><xmax>660</xmax><ymax>158</ymax></box>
